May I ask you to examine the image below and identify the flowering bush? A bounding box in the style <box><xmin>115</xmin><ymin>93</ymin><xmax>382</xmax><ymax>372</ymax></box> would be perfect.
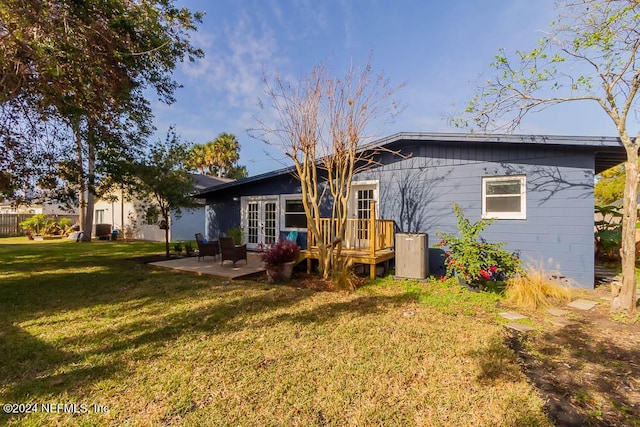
<box><xmin>259</xmin><ymin>239</ymin><xmax>300</xmax><ymax>266</ymax></box>
<box><xmin>436</xmin><ymin>204</ymin><xmax>521</xmax><ymax>284</ymax></box>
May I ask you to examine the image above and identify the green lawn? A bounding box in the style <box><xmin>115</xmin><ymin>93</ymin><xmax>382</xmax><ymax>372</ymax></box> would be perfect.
<box><xmin>0</xmin><ymin>238</ymin><xmax>549</xmax><ymax>426</ymax></box>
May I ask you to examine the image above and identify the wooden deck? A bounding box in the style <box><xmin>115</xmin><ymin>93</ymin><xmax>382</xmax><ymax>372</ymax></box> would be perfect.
<box><xmin>301</xmin><ymin>247</ymin><xmax>395</xmax><ymax>279</ymax></box>
<box><xmin>303</xmin><ymin>204</ymin><xmax>396</xmax><ymax>279</ymax></box>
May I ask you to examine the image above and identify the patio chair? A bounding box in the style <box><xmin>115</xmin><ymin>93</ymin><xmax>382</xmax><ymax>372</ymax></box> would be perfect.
<box><xmin>195</xmin><ymin>233</ymin><xmax>219</xmax><ymax>262</ymax></box>
<box><xmin>219</xmin><ymin>236</ymin><xmax>247</xmax><ymax>266</ymax></box>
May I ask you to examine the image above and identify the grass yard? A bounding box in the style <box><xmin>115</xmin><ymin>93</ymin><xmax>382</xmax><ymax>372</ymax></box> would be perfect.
<box><xmin>0</xmin><ymin>238</ymin><xmax>551</xmax><ymax>425</ymax></box>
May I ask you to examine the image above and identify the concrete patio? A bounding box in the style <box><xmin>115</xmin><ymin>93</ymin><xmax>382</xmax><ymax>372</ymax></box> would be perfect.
<box><xmin>149</xmin><ymin>252</ymin><xmax>266</xmax><ymax>280</ymax></box>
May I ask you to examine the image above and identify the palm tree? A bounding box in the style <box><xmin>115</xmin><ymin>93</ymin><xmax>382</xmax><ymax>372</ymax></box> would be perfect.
<box><xmin>212</xmin><ymin>133</ymin><xmax>240</xmax><ymax>177</ymax></box>
<box><xmin>185</xmin><ymin>132</ymin><xmax>244</xmax><ymax>178</ymax></box>
<box><xmin>186</xmin><ymin>142</ymin><xmax>216</xmax><ymax>175</ymax></box>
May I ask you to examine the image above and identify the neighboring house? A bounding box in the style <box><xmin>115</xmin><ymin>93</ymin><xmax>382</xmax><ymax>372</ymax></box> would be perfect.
<box><xmin>93</xmin><ymin>174</ymin><xmax>231</xmax><ymax>241</ymax></box>
<box><xmin>0</xmin><ymin>200</ymin><xmax>70</xmax><ymax>215</ymax></box>
<box><xmin>0</xmin><ymin>200</ymin><xmax>75</xmax><ymax>237</ymax></box>
<box><xmin>196</xmin><ymin>132</ymin><xmax>627</xmax><ymax>289</ymax></box>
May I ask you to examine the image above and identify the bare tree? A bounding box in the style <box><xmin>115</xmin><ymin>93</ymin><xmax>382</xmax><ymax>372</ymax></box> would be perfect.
<box><xmin>255</xmin><ymin>60</ymin><xmax>402</xmax><ymax>282</ymax></box>
<box><xmin>454</xmin><ymin>0</ymin><xmax>639</xmax><ymax>314</ymax></box>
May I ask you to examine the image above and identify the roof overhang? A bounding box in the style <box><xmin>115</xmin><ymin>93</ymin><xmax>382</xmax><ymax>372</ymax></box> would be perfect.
<box><xmin>194</xmin><ymin>132</ymin><xmax>629</xmax><ymax>197</ymax></box>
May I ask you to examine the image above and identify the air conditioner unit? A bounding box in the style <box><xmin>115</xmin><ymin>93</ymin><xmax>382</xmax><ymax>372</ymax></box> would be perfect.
<box><xmin>395</xmin><ymin>233</ymin><xmax>429</xmax><ymax>279</ymax></box>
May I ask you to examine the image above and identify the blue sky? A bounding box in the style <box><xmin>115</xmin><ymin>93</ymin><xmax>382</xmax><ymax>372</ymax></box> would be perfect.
<box><xmin>151</xmin><ymin>1</ymin><xmax>624</xmax><ymax>176</ymax></box>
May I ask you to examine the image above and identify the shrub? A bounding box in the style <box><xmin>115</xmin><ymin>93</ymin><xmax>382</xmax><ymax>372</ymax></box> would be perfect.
<box><xmin>227</xmin><ymin>227</ymin><xmax>243</xmax><ymax>245</ymax></box>
<box><xmin>19</xmin><ymin>215</ymin><xmax>76</xmax><ymax>236</ymax></box>
<box><xmin>594</xmin><ymin>204</ymin><xmax>622</xmax><ymax>259</ymax></box>
<box><xmin>259</xmin><ymin>239</ymin><xmax>300</xmax><ymax>265</ymax></box>
<box><xmin>57</xmin><ymin>218</ymin><xmax>74</xmax><ymax>235</ymax></box>
<box><xmin>436</xmin><ymin>204</ymin><xmax>521</xmax><ymax>284</ymax></box>
<box><xmin>504</xmin><ymin>261</ymin><xmax>571</xmax><ymax>309</ymax></box>
<box><xmin>184</xmin><ymin>241</ymin><xmax>194</xmax><ymax>254</ymax></box>
<box><xmin>173</xmin><ymin>242</ymin><xmax>183</xmax><ymax>254</ymax></box>
<box><xmin>19</xmin><ymin>214</ymin><xmax>53</xmax><ymax>235</ymax></box>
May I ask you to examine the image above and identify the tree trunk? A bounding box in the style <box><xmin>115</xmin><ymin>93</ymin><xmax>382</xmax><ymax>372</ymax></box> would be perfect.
<box><xmin>614</xmin><ymin>149</ymin><xmax>639</xmax><ymax>315</ymax></box>
<box><xmin>74</xmin><ymin>118</ymin><xmax>87</xmax><ymax>238</ymax></box>
<box><xmin>120</xmin><ymin>185</ymin><xmax>125</xmax><ymax>235</ymax></box>
<box><xmin>81</xmin><ymin>125</ymin><xmax>96</xmax><ymax>241</ymax></box>
<box><xmin>163</xmin><ymin>212</ymin><xmax>170</xmax><ymax>258</ymax></box>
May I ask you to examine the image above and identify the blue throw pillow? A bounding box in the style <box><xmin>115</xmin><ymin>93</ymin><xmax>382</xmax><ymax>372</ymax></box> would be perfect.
<box><xmin>202</xmin><ymin>238</ymin><xmax>208</xmax><ymax>243</ymax></box>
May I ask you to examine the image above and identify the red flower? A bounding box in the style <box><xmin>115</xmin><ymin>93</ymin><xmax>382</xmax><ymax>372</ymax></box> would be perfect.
<box><xmin>480</xmin><ymin>270</ymin><xmax>491</xmax><ymax>279</ymax></box>
<box><xmin>489</xmin><ymin>265</ymin><xmax>498</xmax><ymax>273</ymax></box>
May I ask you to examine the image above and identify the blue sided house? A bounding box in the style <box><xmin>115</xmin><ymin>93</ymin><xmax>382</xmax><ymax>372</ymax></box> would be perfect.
<box><xmin>195</xmin><ymin>132</ymin><xmax>626</xmax><ymax>288</ymax></box>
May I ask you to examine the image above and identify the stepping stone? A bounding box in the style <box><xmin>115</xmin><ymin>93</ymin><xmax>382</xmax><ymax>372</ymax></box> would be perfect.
<box><xmin>499</xmin><ymin>311</ymin><xmax>528</xmax><ymax>320</ymax></box>
<box><xmin>567</xmin><ymin>299</ymin><xmax>597</xmax><ymax>311</ymax></box>
<box><xmin>547</xmin><ymin>308</ymin><xmax>570</xmax><ymax>316</ymax></box>
<box><xmin>548</xmin><ymin>317</ymin><xmax>577</xmax><ymax>328</ymax></box>
<box><xmin>504</xmin><ymin>323</ymin><xmax>536</xmax><ymax>333</ymax></box>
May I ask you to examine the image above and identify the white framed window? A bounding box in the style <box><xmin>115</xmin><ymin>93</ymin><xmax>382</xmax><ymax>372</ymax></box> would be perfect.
<box><xmin>482</xmin><ymin>175</ymin><xmax>526</xmax><ymax>220</ymax></box>
<box><xmin>95</xmin><ymin>209</ymin><xmax>105</xmax><ymax>224</ymax></box>
<box><xmin>280</xmin><ymin>194</ymin><xmax>307</xmax><ymax>231</ymax></box>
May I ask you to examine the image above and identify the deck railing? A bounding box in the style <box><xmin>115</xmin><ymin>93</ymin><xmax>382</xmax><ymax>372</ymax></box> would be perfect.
<box><xmin>306</xmin><ymin>204</ymin><xmax>395</xmax><ymax>256</ymax></box>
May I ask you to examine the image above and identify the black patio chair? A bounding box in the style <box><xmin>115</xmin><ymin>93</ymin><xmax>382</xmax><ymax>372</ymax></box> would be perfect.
<box><xmin>195</xmin><ymin>233</ymin><xmax>219</xmax><ymax>261</ymax></box>
<box><xmin>219</xmin><ymin>236</ymin><xmax>247</xmax><ymax>266</ymax></box>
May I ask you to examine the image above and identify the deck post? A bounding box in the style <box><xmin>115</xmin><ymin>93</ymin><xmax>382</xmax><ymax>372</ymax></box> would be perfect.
<box><xmin>370</xmin><ymin>202</ymin><xmax>376</xmax><ymax>279</ymax></box>
<box><xmin>370</xmin><ymin>202</ymin><xmax>376</xmax><ymax>257</ymax></box>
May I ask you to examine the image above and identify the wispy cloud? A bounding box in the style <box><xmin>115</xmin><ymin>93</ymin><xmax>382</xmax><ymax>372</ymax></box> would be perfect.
<box><xmin>181</xmin><ymin>12</ymin><xmax>286</xmax><ymax>111</ymax></box>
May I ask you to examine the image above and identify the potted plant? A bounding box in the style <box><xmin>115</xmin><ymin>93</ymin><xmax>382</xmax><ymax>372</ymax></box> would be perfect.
<box><xmin>259</xmin><ymin>239</ymin><xmax>300</xmax><ymax>283</ymax></box>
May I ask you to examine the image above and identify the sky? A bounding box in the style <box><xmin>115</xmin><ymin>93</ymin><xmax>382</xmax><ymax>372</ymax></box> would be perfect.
<box><xmin>150</xmin><ymin>0</ymin><xmax>627</xmax><ymax>176</ymax></box>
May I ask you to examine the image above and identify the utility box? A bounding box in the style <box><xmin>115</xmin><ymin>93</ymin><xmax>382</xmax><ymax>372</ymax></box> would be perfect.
<box><xmin>395</xmin><ymin>233</ymin><xmax>429</xmax><ymax>279</ymax></box>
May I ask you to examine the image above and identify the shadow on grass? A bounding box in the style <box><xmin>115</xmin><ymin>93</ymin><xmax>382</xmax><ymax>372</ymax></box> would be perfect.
<box><xmin>1</xmin><ymin>280</ymin><xmax>414</xmax><ymax>403</ymax></box>
<box><xmin>1</xmin><ymin>242</ymin><xmax>397</xmax><ymax>402</ymax></box>
<box><xmin>0</xmin><ymin>242</ymin><xmax>532</xmax><ymax>418</ymax></box>
<box><xmin>0</xmin><ymin>322</ymin><xmax>123</xmax><ymax>407</ymax></box>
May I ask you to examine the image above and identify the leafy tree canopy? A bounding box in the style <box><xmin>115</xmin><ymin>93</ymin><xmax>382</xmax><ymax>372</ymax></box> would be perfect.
<box><xmin>454</xmin><ymin>0</ymin><xmax>639</xmax><ymax>314</ymax></box>
<box><xmin>134</xmin><ymin>128</ymin><xmax>195</xmax><ymax>257</ymax></box>
<box><xmin>595</xmin><ymin>165</ymin><xmax>628</xmax><ymax>205</ymax></box>
<box><xmin>186</xmin><ymin>132</ymin><xmax>247</xmax><ymax>178</ymax></box>
<box><xmin>0</xmin><ymin>0</ymin><xmax>204</xmax><ymax>203</ymax></box>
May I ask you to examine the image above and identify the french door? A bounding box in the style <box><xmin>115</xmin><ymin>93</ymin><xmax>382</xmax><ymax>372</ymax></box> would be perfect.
<box><xmin>243</xmin><ymin>197</ymin><xmax>278</xmax><ymax>250</ymax></box>
<box><xmin>348</xmin><ymin>182</ymin><xmax>378</xmax><ymax>249</ymax></box>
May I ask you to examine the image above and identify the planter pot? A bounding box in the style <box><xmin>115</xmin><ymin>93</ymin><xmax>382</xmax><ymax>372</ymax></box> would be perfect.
<box><xmin>265</xmin><ymin>261</ymin><xmax>295</xmax><ymax>283</ymax></box>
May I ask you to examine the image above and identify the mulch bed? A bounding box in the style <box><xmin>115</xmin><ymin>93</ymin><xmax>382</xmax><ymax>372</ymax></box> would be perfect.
<box><xmin>128</xmin><ymin>254</ymin><xmax>189</xmax><ymax>264</ymax></box>
<box><xmin>507</xmin><ymin>285</ymin><xmax>640</xmax><ymax>426</ymax></box>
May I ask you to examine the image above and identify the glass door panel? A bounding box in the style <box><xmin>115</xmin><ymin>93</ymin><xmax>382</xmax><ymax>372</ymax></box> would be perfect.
<box><xmin>264</xmin><ymin>202</ymin><xmax>277</xmax><ymax>244</ymax></box>
<box><xmin>247</xmin><ymin>202</ymin><xmax>259</xmax><ymax>244</ymax></box>
<box><xmin>357</xmin><ymin>189</ymin><xmax>374</xmax><ymax>241</ymax></box>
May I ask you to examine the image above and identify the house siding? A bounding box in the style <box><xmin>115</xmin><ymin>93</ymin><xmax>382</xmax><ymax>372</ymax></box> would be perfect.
<box><xmin>205</xmin><ymin>173</ymin><xmax>308</xmax><ymax>243</ymax></box>
<box><xmin>198</xmin><ymin>133</ymin><xmax>625</xmax><ymax>288</ymax></box>
<box><xmin>205</xmin><ymin>200</ymin><xmax>240</xmax><ymax>241</ymax></box>
<box><xmin>357</xmin><ymin>141</ymin><xmax>596</xmax><ymax>287</ymax></box>
<box><xmin>170</xmin><ymin>207</ymin><xmax>206</xmax><ymax>241</ymax></box>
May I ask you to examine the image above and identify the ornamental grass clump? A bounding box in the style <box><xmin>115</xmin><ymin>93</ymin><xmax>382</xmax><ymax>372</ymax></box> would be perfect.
<box><xmin>505</xmin><ymin>260</ymin><xmax>571</xmax><ymax>309</ymax></box>
<box><xmin>436</xmin><ymin>204</ymin><xmax>521</xmax><ymax>285</ymax></box>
